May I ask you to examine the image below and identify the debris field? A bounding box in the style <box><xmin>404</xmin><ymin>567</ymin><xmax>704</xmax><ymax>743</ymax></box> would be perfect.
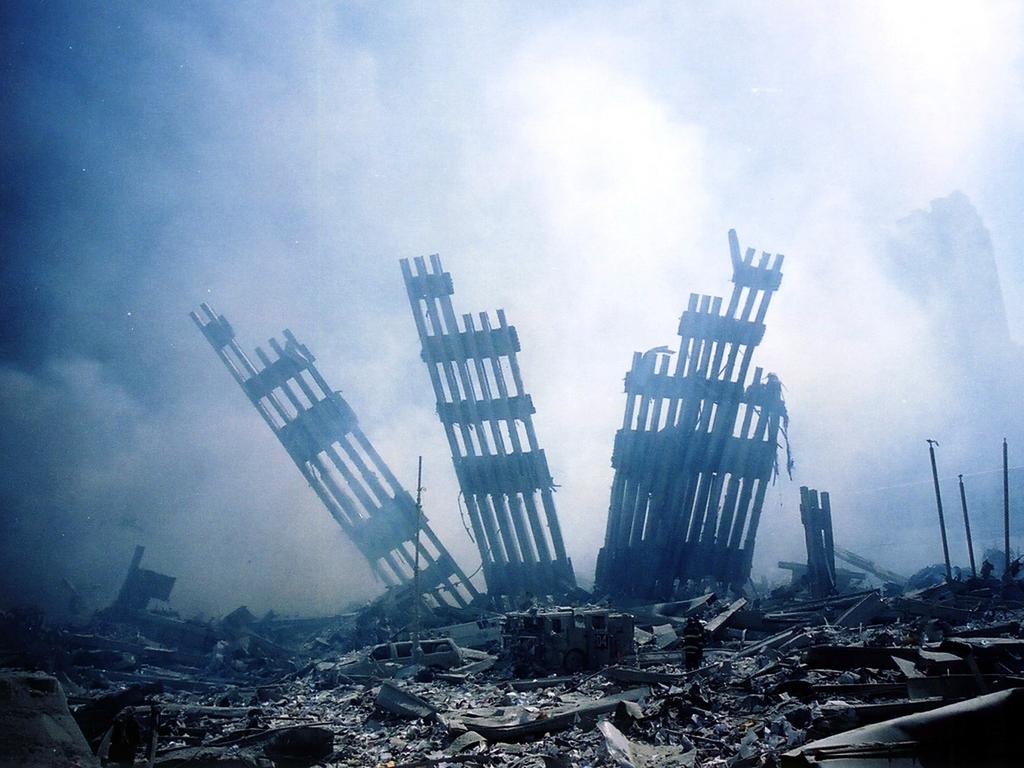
<box><xmin>2</xmin><ymin>229</ymin><xmax>1020</xmax><ymax>767</ymax></box>
<box><xmin>3</xmin><ymin>566</ymin><xmax>1024</xmax><ymax>767</ymax></box>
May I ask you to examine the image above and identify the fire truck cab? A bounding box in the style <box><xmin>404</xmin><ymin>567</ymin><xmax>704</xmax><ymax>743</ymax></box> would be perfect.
<box><xmin>504</xmin><ymin>607</ymin><xmax>634</xmax><ymax>674</ymax></box>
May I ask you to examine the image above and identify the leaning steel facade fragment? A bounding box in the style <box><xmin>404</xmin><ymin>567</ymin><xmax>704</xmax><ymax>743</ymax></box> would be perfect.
<box><xmin>191</xmin><ymin>304</ymin><xmax>479</xmax><ymax>609</ymax></box>
<box><xmin>596</xmin><ymin>230</ymin><xmax>787</xmax><ymax>598</ymax></box>
<box><xmin>799</xmin><ymin>486</ymin><xmax>836</xmax><ymax>599</ymax></box>
<box><xmin>401</xmin><ymin>255</ymin><xmax>576</xmax><ymax>598</ymax></box>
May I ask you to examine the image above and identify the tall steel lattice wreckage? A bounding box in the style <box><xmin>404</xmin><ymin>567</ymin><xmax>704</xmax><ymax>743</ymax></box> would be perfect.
<box><xmin>192</xmin><ymin>304</ymin><xmax>480</xmax><ymax>609</ymax></box>
<box><xmin>595</xmin><ymin>230</ymin><xmax>790</xmax><ymax>600</ymax></box>
<box><xmin>401</xmin><ymin>255</ymin><xmax>577</xmax><ymax>600</ymax></box>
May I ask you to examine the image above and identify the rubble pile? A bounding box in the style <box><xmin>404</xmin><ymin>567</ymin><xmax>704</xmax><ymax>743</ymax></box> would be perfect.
<box><xmin>2</xmin><ymin>569</ymin><xmax>1023</xmax><ymax>767</ymax></box>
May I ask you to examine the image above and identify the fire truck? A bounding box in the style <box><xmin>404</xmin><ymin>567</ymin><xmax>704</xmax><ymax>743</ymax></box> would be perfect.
<box><xmin>504</xmin><ymin>607</ymin><xmax>634</xmax><ymax>674</ymax></box>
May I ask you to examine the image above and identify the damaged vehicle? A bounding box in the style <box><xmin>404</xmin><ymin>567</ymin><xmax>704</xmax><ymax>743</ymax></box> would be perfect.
<box><xmin>505</xmin><ymin>607</ymin><xmax>635</xmax><ymax>674</ymax></box>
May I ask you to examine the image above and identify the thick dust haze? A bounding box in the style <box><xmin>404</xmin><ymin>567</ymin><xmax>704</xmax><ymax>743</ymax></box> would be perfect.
<box><xmin>2</xmin><ymin>1</ymin><xmax>1022</xmax><ymax>618</ymax></box>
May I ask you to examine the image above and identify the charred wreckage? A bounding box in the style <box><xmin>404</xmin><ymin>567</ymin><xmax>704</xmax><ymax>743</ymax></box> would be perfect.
<box><xmin>2</xmin><ymin>230</ymin><xmax>1021</xmax><ymax>768</ymax></box>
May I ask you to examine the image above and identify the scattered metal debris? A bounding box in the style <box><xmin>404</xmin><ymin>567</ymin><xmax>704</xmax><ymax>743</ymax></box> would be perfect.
<box><xmin>598</xmin><ymin>719</ymin><xmax>696</xmax><ymax>768</ymax></box>
<box><xmin>2</xmin><ymin>565</ymin><xmax>1024</xmax><ymax>767</ymax></box>
<box><xmin>782</xmin><ymin>687</ymin><xmax>1024</xmax><ymax>767</ymax></box>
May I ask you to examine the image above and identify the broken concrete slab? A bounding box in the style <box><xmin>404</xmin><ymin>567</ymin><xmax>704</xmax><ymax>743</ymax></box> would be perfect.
<box><xmin>834</xmin><ymin>592</ymin><xmax>887</xmax><ymax>628</ymax></box>
<box><xmin>0</xmin><ymin>672</ymin><xmax>98</xmax><ymax>768</ymax></box>
<box><xmin>376</xmin><ymin>681</ymin><xmax>438</xmax><ymax>719</ymax></box>
<box><xmin>651</xmin><ymin>624</ymin><xmax>679</xmax><ymax>649</ymax></box>
<box><xmin>706</xmin><ymin>597</ymin><xmax>748</xmax><ymax>637</ymax></box>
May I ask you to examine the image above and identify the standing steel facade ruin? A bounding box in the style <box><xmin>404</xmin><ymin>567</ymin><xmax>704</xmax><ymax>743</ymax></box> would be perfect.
<box><xmin>401</xmin><ymin>255</ymin><xmax>576</xmax><ymax>598</ymax></box>
<box><xmin>799</xmin><ymin>486</ymin><xmax>836</xmax><ymax>598</ymax></box>
<box><xmin>596</xmin><ymin>230</ymin><xmax>787</xmax><ymax>599</ymax></box>
<box><xmin>192</xmin><ymin>304</ymin><xmax>479</xmax><ymax>609</ymax></box>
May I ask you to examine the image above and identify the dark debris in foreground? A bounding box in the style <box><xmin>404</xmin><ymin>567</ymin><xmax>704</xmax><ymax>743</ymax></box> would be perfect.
<box><xmin>2</xmin><ymin>573</ymin><xmax>1024</xmax><ymax>767</ymax></box>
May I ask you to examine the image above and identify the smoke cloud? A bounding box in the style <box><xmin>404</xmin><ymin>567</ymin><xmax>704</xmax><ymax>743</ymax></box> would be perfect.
<box><xmin>2</xmin><ymin>1</ymin><xmax>1022</xmax><ymax>616</ymax></box>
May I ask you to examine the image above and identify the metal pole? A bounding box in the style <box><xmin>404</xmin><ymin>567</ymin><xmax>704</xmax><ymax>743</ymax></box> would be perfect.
<box><xmin>927</xmin><ymin>440</ymin><xmax>952</xmax><ymax>582</ymax></box>
<box><xmin>1004</xmin><ymin>438</ymin><xmax>1010</xmax><ymax>577</ymax></box>
<box><xmin>958</xmin><ymin>474</ymin><xmax>976</xmax><ymax>578</ymax></box>
<box><xmin>412</xmin><ymin>456</ymin><xmax>423</xmax><ymax>666</ymax></box>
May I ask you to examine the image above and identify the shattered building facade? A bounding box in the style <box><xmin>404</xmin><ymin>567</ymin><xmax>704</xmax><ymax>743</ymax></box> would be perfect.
<box><xmin>191</xmin><ymin>304</ymin><xmax>479</xmax><ymax>609</ymax></box>
<box><xmin>596</xmin><ymin>230</ymin><xmax>788</xmax><ymax>599</ymax></box>
<box><xmin>401</xmin><ymin>255</ymin><xmax>576</xmax><ymax>599</ymax></box>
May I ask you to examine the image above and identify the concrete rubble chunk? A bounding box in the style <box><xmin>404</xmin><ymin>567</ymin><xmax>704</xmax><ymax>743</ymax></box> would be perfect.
<box><xmin>375</xmin><ymin>681</ymin><xmax>438</xmax><ymax>719</ymax></box>
<box><xmin>444</xmin><ymin>730</ymin><xmax>487</xmax><ymax>756</ymax></box>
<box><xmin>0</xmin><ymin>672</ymin><xmax>99</xmax><ymax>768</ymax></box>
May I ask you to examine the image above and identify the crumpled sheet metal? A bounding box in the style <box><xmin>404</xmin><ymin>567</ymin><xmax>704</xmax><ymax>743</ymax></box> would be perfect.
<box><xmin>598</xmin><ymin>719</ymin><xmax>696</xmax><ymax>768</ymax></box>
<box><xmin>440</xmin><ymin>687</ymin><xmax>651</xmax><ymax>742</ymax></box>
<box><xmin>782</xmin><ymin>687</ymin><xmax>1024</xmax><ymax>767</ymax></box>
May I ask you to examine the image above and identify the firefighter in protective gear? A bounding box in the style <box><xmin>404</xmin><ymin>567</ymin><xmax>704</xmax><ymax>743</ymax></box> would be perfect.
<box><xmin>682</xmin><ymin>615</ymin><xmax>706</xmax><ymax>671</ymax></box>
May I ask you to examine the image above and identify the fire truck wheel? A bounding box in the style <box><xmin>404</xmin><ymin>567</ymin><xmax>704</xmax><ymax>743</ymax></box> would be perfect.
<box><xmin>562</xmin><ymin>649</ymin><xmax>585</xmax><ymax>673</ymax></box>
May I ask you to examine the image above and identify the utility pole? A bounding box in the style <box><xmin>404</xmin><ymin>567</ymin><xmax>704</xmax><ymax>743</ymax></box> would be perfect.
<box><xmin>958</xmin><ymin>474</ymin><xmax>976</xmax><ymax>578</ymax></box>
<box><xmin>927</xmin><ymin>440</ymin><xmax>952</xmax><ymax>583</ymax></box>
<box><xmin>412</xmin><ymin>456</ymin><xmax>424</xmax><ymax>666</ymax></box>
<box><xmin>1004</xmin><ymin>438</ymin><xmax>1011</xmax><ymax>577</ymax></box>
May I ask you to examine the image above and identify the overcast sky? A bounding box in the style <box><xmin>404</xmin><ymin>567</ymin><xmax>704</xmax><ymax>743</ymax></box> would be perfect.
<box><xmin>2</xmin><ymin>1</ymin><xmax>1022</xmax><ymax>616</ymax></box>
